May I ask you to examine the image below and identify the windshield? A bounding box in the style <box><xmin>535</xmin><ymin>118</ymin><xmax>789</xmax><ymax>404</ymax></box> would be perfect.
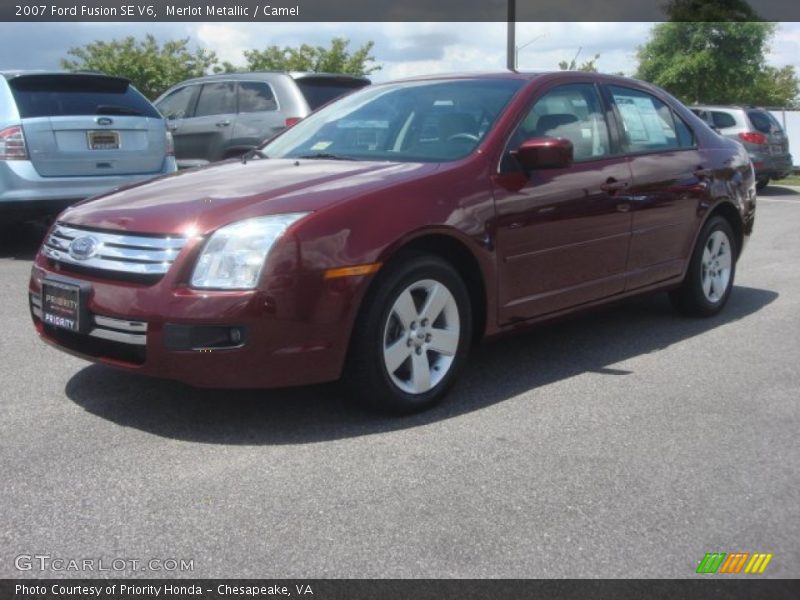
<box><xmin>262</xmin><ymin>79</ymin><xmax>525</xmax><ymax>163</ymax></box>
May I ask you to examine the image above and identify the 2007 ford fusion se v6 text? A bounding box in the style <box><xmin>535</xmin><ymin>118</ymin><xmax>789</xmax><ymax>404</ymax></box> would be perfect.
<box><xmin>29</xmin><ymin>72</ymin><xmax>756</xmax><ymax>414</ymax></box>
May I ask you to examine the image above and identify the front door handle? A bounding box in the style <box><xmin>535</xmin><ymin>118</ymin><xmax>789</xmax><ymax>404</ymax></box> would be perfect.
<box><xmin>694</xmin><ymin>166</ymin><xmax>713</xmax><ymax>179</ymax></box>
<box><xmin>215</xmin><ymin>120</ymin><xmax>231</xmax><ymax>128</ymax></box>
<box><xmin>600</xmin><ymin>178</ymin><xmax>629</xmax><ymax>193</ymax></box>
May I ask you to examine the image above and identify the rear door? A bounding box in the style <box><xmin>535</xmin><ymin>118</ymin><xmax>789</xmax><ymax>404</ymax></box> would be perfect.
<box><xmin>232</xmin><ymin>80</ymin><xmax>284</xmax><ymax>149</ymax></box>
<box><xmin>10</xmin><ymin>74</ymin><xmax>167</xmax><ymax>177</ymax></box>
<box><xmin>604</xmin><ymin>84</ymin><xmax>705</xmax><ymax>289</ymax></box>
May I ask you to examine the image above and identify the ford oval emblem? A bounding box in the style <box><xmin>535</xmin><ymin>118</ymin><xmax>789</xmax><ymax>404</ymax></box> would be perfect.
<box><xmin>96</xmin><ymin>117</ymin><xmax>113</xmax><ymax>126</ymax></box>
<box><xmin>69</xmin><ymin>236</ymin><xmax>100</xmax><ymax>261</ymax></box>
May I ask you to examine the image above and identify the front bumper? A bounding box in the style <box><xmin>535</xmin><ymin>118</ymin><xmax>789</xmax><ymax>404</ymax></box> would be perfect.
<box><xmin>28</xmin><ymin>252</ymin><xmax>367</xmax><ymax>389</ymax></box>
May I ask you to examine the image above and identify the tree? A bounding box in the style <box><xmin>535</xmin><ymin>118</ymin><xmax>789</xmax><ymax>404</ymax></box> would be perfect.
<box><xmin>61</xmin><ymin>35</ymin><xmax>219</xmax><ymax>99</ymax></box>
<box><xmin>635</xmin><ymin>0</ymin><xmax>799</xmax><ymax>107</ymax></box>
<box><xmin>243</xmin><ymin>38</ymin><xmax>380</xmax><ymax>76</ymax></box>
<box><xmin>636</xmin><ymin>21</ymin><xmax>799</xmax><ymax>106</ymax></box>
<box><xmin>661</xmin><ymin>0</ymin><xmax>761</xmax><ymax>22</ymax></box>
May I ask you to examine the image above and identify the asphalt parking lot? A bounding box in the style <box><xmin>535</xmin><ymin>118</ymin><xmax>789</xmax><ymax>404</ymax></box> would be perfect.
<box><xmin>1</xmin><ymin>187</ymin><xmax>798</xmax><ymax>579</ymax></box>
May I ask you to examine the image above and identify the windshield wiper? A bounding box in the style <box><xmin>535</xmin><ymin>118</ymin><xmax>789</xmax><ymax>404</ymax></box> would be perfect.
<box><xmin>241</xmin><ymin>148</ymin><xmax>269</xmax><ymax>164</ymax></box>
<box><xmin>95</xmin><ymin>105</ymin><xmax>143</xmax><ymax>116</ymax></box>
<box><xmin>296</xmin><ymin>152</ymin><xmax>357</xmax><ymax>161</ymax></box>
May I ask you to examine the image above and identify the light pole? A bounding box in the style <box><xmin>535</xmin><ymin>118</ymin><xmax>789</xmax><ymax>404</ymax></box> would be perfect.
<box><xmin>507</xmin><ymin>0</ymin><xmax>516</xmax><ymax>71</ymax></box>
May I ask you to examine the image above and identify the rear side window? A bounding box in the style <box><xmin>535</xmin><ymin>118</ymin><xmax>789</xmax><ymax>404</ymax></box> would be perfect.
<box><xmin>9</xmin><ymin>74</ymin><xmax>159</xmax><ymax>119</ymax></box>
<box><xmin>238</xmin><ymin>82</ymin><xmax>278</xmax><ymax>113</ymax></box>
<box><xmin>294</xmin><ymin>78</ymin><xmax>369</xmax><ymax>110</ymax></box>
<box><xmin>748</xmin><ymin>110</ymin><xmax>782</xmax><ymax>134</ymax></box>
<box><xmin>194</xmin><ymin>82</ymin><xmax>236</xmax><ymax>117</ymax></box>
<box><xmin>156</xmin><ymin>85</ymin><xmax>199</xmax><ymax>119</ymax></box>
<box><xmin>609</xmin><ymin>86</ymin><xmax>690</xmax><ymax>152</ymax></box>
<box><xmin>710</xmin><ymin>111</ymin><xmax>737</xmax><ymax>129</ymax></box>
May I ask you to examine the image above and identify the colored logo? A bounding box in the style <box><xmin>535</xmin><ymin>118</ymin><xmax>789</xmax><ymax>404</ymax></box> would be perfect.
<box><xmin>96</xmin><ymin>117</ymin><xmax>114</xmax><ymax>126</ymax></box>
<box><xmin>697</xmin><ymin>552</ymin><xmax>773</xmax><ymax>574</ymax></box>
<box><xmin>69</xmin><ymin>236</ymin><xmax>100</xmax><ymax>261</ymax></box>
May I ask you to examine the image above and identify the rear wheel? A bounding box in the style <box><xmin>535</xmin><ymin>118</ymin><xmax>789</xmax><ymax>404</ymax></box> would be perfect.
<box><xmin>342</xmin><ymin>254</ymin><xmax>471</xmax><ymax>414</ymax></box>
<box><xmin>756</xmin><ymin>177</ymin><xmax>769</xmax><ymax>191</ymax></box>
<box><xmin>669</xmin><ymin>216</ymin><xmax>736</xmax><ymax>317</ymax></box>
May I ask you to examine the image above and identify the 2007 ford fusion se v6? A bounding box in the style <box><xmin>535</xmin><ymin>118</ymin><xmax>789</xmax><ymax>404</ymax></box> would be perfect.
<box><xmin>29</xmin><ymin>72</ymin><xmax>755</xmax><ymax>414</ymax></box>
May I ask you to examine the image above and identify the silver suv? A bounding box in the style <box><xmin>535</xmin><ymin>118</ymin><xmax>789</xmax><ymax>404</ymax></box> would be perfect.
<box><xmin>0</xmin><ymin>71</ymin><xmax>177</xmax><ymax>224</ymax></box>
<box><xmin>154</xmin><ymin>72</ymin><xmax>370</xmax><ymax>167</ymax></box>
<box><xmin>690</xmin><ymin>105</ymin><xmax>792</xmax><ymax>190</ymax></box>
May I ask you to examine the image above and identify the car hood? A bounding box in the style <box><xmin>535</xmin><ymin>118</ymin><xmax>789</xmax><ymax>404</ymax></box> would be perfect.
<box><xmin>59</xmin><ymin>158</ymin><xmax>440</xmax><ymax>235</ymax></box>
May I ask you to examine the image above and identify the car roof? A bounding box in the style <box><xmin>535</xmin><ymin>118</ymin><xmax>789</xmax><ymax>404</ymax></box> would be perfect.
<box><xmin>691</xmin><ymin>104</ymin><xmax>771</xmax><ymax>112</ymax></box>
<box><xmin>374</xmin><ymin>70</ymin><xmax>652</xmax><ymax>89</ymax></box>
<box><xmin>381</xmin><ymin>70</ymin><xmax>632</xmax><ymax>82</ymax></box>
<box><xmin>164</xmin><ymin>71</ymin><xmax>370</xmax><ymax>87</ymax></box>
<box><xmin>0</xmin><ymin>69</ymin><xmax>123</xmax><ymax>80</ymax></box>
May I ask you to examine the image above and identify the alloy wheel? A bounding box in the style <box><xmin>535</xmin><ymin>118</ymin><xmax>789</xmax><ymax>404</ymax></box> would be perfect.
<box><xmin>382</xmin><ymin>279</ymin><xmax>460</xmax><ymax>395</ymax></box>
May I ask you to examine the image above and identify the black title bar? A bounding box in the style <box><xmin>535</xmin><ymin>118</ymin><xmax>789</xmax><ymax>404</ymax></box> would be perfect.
<box><xmin>3</xmin><ymin>0</ymin><xmax>800</xmax><ymax>22</ymax></box>
<box><xmin>2</xmin><ymin>579</ymin><xmax>800</xmax><ymax>600</ymax></box>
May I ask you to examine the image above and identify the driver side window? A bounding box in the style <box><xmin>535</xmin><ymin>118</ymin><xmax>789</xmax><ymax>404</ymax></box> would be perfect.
<box><xmin>504</xmin><ymin>83</ymin><xmax>611</xmax><ymax>170</ymax></box>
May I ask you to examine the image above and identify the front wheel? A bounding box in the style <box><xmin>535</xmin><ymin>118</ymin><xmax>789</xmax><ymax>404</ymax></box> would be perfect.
<box><xmin>342</xmin><ymin>254</ymin><xmax>472</xmax><ymax>414</ymax></box>
<box><xmin>669</xmin><ymin>216</ymin><xmax>737</xmax><ymax>317</ymax></box>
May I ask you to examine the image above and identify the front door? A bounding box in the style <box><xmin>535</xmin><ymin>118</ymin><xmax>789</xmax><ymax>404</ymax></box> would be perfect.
<box><xmin>491</xmin><ymin>82</ymin><xmax>633</xmax><ymax>323</ymax></box>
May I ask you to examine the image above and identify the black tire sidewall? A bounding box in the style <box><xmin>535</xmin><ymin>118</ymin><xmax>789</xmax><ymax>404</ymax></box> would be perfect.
<box><xmin>347</xmin><ymin>254</ymin><xmax>472</xmax><ymax>414</ymax></box>
<box><xmin>683</xmin><ymin>216</ymin><xmax>737</xmax><ymax>316</ymax></box>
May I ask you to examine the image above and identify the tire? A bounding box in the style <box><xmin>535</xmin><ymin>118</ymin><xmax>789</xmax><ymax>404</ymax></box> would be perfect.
<box><xmin>756</xmin><ymin>177</ymin><xmax>769</xmax><ymax>191</ymax></box>
<box><xmin>669</xmin><ymin>216</ymin><xmax>737</xmax><ymax>317</ymax></box>
<box><xmin>342</xmin><ymin>253</ymin><xmax>472</xmax><ymax>415</ymax></box>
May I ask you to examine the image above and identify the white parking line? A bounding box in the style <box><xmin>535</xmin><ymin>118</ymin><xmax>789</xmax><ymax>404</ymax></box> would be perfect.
<box><xmin>758</xmin><ymin>197</ymin><xmax>800</xmax><ymax>205</ymax></box>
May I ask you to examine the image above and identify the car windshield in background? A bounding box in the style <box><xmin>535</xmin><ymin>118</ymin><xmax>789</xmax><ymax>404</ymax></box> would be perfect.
<box><xmin>294</xmin><ymin>78</ymin><xmax>369</xmax><ymax>110</ymax></box>
<box><xmin>262</xmin><ymin>79</ymin><xmax>525</xmax><ymax>163</ymax></box>
<box><xmin>748</xmin><ymin>110</ymin><xmax>783</xmax><ymax>134</ymax></box>
<box><xmin>9</xmin><ymin>74</ymin><xmax>160</xmax><ymax>119</ymax></box>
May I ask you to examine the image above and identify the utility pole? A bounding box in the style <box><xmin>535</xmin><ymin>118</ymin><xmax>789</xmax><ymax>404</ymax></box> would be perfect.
<box><xmin>507</xmin><ymin>0</ymin><xmax>516</xmax><ymax>72</ymax></box>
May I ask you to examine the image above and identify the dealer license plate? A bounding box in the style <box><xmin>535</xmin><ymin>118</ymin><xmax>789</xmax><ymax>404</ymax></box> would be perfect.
<box><xmin>41</xmin><ymin>280</ymin><xmax>82</xmax><ymax>332</ymax></box>
<box><xmin>87</xmin><ymin>130</ymin><xmax>120</xmax><ymax>150</ymax></box>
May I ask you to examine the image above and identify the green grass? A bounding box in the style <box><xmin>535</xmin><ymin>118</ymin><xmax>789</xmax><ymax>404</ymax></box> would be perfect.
<box><xmin>775</xmin><ymin>174</ymin><xmax>800</xmax><ymax>187</ymax></box>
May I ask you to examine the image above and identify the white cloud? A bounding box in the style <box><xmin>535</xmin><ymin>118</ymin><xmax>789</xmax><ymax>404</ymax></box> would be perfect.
<box><xmin>2</xmin><ymin>21</ymin><xmax>799</xmax><ymax>83</ymax></box>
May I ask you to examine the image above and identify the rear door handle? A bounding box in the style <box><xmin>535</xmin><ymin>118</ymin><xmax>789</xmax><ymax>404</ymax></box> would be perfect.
<box><xmin>215</xmin><ymin>120</ymin><xmax>231</xmax><ymax>128</ymax></box>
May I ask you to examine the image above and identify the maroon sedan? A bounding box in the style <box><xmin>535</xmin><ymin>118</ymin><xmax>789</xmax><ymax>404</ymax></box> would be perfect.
<box><xmin>29</xmin><ymin>72</ymin><xmax>755</xmax><ymax>413</ymax></box>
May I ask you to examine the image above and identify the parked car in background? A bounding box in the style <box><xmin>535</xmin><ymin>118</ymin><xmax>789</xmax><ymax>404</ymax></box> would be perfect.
<box><xmin>690</xmin><ymin>105</ymin><xmax>792</xmax><ymax>190</ymax></box>
<box><xmin>154</xmin><ymin>72</ymin><xmax>370</xmax><ymax>168</ymax></box>
<box><xmin>30</xmin><ymin>72</ymin><xmax>755</xmax><ymax>414</ymax></box>
<box><xmin>0</xmin><ymin>71</ymin><xmax>176</xmax><ymax>224</ymax></box>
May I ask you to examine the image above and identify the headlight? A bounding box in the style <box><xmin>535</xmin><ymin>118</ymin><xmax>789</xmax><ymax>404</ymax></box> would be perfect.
<box><xmin>190</xmin><ymin>213</ymin><xmax>308</xmax><ymax>289</ymax></box>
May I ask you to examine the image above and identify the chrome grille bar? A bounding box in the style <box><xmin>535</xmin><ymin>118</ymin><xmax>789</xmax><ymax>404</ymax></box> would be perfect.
<box><xmin>43</xmin><ymin>223</ymin><xmax>187</xmax><ymax>276</ymax></box>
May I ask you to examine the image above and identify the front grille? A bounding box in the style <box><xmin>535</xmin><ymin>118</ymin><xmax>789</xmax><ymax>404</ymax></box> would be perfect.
<box><xmin>31</xmin><ymin>293</ymin><xmax>148</xmax><ymax>364</ymax></box>
<box><xmin>42</xmin><ymin>223</ymin><xmax>187</xmax><ymax>280</ymax></box>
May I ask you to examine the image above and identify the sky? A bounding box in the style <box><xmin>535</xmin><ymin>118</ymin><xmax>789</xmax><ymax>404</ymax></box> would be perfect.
<box><xmin>0</xmin><ymin>21</ymin><xmax>799</xmax><ymax>81</ymax></box>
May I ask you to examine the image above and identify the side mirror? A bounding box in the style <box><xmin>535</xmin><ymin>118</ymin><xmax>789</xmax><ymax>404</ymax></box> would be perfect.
<box><xmin>511</xmin><ymin>137</ymin><xmax>573</xmax><ymax>171</ymax></box>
